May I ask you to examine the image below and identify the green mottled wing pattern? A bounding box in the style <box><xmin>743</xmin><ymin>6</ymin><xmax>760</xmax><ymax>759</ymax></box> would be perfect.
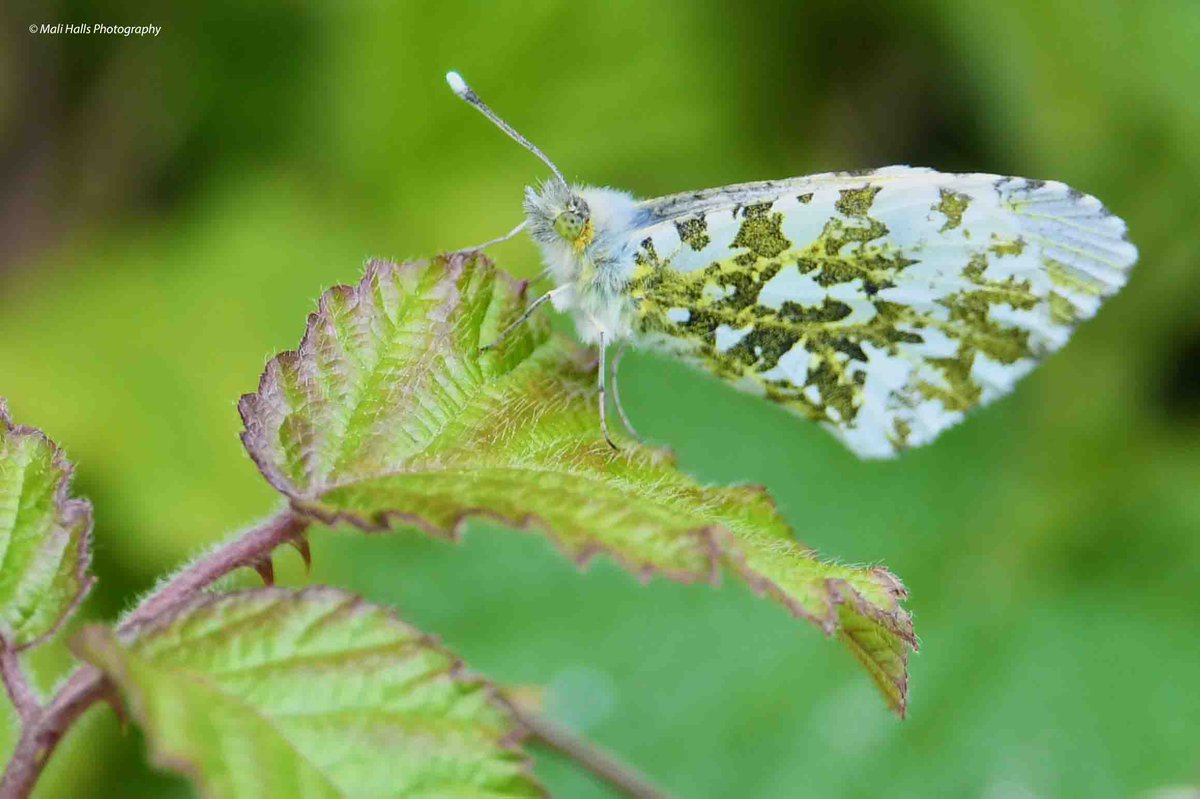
<box><xmin>627</xmin><ymin>166</ymin><xmax>1137</xmax><ymax>458</ymax></box>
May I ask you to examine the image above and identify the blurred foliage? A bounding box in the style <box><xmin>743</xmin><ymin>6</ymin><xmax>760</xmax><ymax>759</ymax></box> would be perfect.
<box><xmin>0</xmin><ymin>1</ymin><xmax>1197</xmax><ymax>797</ymax></box>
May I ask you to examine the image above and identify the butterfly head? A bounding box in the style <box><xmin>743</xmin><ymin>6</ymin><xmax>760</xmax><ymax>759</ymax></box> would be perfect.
<box><xmin>523</xmin><ymin>180</ymin><xmax>593</xmax><ymax>252</ymax></box>
<box><xmin>447</xmin><ymin>72</ymin><xmax>596</xmax><ymax>253</ymax></box>
<box><xmin>554</xmin><ymin>200</ymin><xmax>591</xmax><ymax>244</ymax></box>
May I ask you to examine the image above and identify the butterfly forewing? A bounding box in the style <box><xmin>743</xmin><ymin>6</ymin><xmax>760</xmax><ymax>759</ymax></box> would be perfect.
<box><xmin>626</xmin><ymin>166</ymin><xmax>1137</xmax><ymax>458</ymax></box>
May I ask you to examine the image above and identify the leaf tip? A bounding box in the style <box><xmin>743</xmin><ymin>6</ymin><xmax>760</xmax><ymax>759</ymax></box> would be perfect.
<box><xmin>870</xmin><ymin>565</ymin><xmax>910</xmax><ymax>601</ymax></box>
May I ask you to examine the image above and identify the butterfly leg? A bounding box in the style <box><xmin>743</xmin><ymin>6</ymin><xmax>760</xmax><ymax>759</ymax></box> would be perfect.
<box><xmin>598</xmin><ymin>331</ymin><xmax>619</xmax><ymax>451</ymax></box>
<box><xmin>479</xmin><ymin>285</ymin><xmax>564</xmax><ymax>353</ymax></box>
<box><xmin>610</xmin><ymin>344</ymin><xmax>644</xmax><ymax>444</ymax></box>
<box><xmin>460</xmin><ymin>220</ymin><xmax>528</xmax><ymax>253</ymax></box>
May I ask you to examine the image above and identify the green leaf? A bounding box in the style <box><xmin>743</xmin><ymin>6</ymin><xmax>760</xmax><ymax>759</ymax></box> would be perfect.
<box><xmin>0</xmin><ymin>400</ymin><xmax>94</xmax><ymax>649</ymax></box>
<box><xmin>239</xmin><ymin>254</ymin><xmax>916</xmax><ymax>714</ymax></box>
<box><xmin>74</xmin><ymin>587</ymin><xmax>545</xmax><ymax>799</ymax></box>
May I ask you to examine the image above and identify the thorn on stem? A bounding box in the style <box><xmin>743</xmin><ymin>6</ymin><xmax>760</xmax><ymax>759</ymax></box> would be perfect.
<box><xmin>99</xmin><ymin>683</ymin><xmax>128</xmax><ymax>732</ymax></box>
<box><xmin>252</xmin><ymin>557</ymin><xmax>275</xmax><ymax>586</ymax></box>
<box><xmin>288</xmin><ymin>536</ymin><xmax>312</xmax><ymax>574</ymax></box>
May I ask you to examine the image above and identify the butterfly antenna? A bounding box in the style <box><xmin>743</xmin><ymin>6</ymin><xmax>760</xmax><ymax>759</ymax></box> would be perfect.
<box><xmin>446</xmin><ymin>71</ymin><xmax>567</xmax><ymax>185</ymax></box>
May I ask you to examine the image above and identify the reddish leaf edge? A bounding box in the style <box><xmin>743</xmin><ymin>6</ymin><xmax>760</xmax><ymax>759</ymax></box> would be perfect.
<box><xmin>0</xmin><ymin>399</ymin><xmax>96</xmax><ymax>652</ymax></box>
<box><xmin>237</xmin><ymin>254</ymin><xmax>505</xmax><ymax>499</ymax></box>
<box><xmin>235</xmin><ymin>254</ymin><xmax>916</xmax><ymax>716</ymax></box>
<box><xmin>72</xmin><ymin>585</ymin><xmax>549</xmax><ymax>798</ymax></box>
<box><xmin>287</xmin><ymin>495</ymin><xmax>916</xmax><ymax>716</ymax></box>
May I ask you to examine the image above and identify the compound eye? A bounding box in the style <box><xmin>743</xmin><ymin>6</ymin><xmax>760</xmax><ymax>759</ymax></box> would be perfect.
<box><xmin>554</xmin><ymin>211</ymin><xmax>587</xmax><ymax>241</ymax></box>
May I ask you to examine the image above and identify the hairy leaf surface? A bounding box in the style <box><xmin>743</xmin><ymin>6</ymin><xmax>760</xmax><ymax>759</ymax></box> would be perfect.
<box><xmin>75</xmin><ymin>587</ymin><xmax>544</xmax><ymax>799</ymax></box>
<box><xmin>239</xmin><ymin>254</ymin><xmax>916</xmax><ymax>713</ymax></box>
<box><xmin>0</xmin><ymin>400</ymin><xmax>94</xmax><ymax>649</ymax></box>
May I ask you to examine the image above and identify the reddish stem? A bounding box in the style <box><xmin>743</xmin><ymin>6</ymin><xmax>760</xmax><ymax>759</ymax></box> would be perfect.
<box><xmin>0</xmin><ymin>509</ymin><xmax>308</xmax><ymax>799</ymax></box>
<box><xmin>0</xmin><ymin>507</ymin><xmax>667</xmax><ymax>799</ymax></box>
<box><xmin>119</xmin><ymin>511</ymin><xmax>308</xmax><ymax>631</ymax></box>
<box><xmin>0</xmin><ymin>647</ymin><xmax>40</xmax><ymax>724</ymax></box>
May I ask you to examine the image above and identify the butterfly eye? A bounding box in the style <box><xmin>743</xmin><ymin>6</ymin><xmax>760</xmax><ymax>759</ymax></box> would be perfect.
<box><xmin>553</xmin><ymin>210</ymin><xmax>588</xmax><ymax>241</ymax></box>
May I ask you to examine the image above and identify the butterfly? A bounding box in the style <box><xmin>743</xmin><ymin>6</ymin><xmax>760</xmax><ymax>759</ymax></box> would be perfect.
<box><xmin>446</xmin><ymin>71</ymin><xmax>1138</xmax><ymax>458</ymax></box>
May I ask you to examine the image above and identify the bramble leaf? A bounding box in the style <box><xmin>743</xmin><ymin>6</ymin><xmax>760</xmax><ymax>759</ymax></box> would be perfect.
<box><xmin>239</xmin><ymin>254</ymin><xmax>916</xmax><ymax>714</ymax></box>
<box><xmin>74</xmin><ymin>587</ymin><xmax>545</xmax><ymax>799</ymax></box>
<box><xmin>0</xmin><ymin>400</ymin><xmax>94</xmax><ymax>649</ymax></box>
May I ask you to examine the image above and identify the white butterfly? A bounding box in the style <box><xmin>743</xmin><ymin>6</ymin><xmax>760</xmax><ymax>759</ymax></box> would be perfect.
<box><xmin>447</xmin><ymin>72</ymin><xmax>1137</xmax><ymax>458</ymax></box>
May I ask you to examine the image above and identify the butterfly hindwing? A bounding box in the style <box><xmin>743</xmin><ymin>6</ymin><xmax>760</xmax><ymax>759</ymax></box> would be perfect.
<box><xmin>625</xmin><ymin>166</ymin><xmax>1137</xmax><ymax>458</ymax></box>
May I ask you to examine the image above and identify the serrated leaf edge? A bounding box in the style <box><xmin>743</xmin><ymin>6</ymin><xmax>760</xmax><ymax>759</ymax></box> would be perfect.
<box><xmin>74</xmin><ymin>585</ymin><xmax>548</xmax><ymax>798</ymax></box>
<box><xmin>236</xmin><ymin>256</ymin><xmax>479</xmax><ymax>499</ymax></box>
<box><xmin>288</xmin><ymin>497</ymin><xmax>915</xmax><ymax>715</ymax></box>
<box><xmin>236</xmin><ymin>256</ymin><xmax>915</xmax><ymax>715</ymax></box>
<box><xmin>0</xmin><ymin>399</ymin><xmax>96</xmax><ymax>651</ymax></box>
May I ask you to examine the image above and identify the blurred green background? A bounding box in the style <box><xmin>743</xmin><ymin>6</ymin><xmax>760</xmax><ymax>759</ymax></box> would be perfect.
<box><xmin>2</xmin><ymin>1</ymin><xmax>1198</xmax><ymax>797</ymax></box>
